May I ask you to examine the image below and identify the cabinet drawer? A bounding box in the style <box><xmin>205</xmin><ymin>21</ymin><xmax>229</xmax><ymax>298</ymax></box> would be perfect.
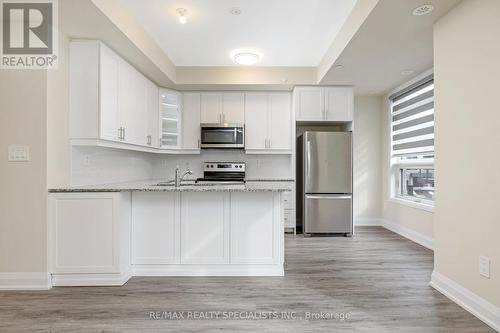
<box><xmin>282</xmin><ymin>192</ymin><xmax>293</xmax><ymax>210</ymax></box>
<box><xmin>284</xmin><ymin>210</ymin><xmax>296</xmax><ymax>228</ymax></box>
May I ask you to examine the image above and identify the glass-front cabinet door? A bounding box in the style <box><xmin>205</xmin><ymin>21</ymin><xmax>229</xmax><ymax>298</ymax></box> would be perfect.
<box><xmin>159</xmin><ymin>89</ymin><xmax>182</xmax><ymax>148</ymax></box>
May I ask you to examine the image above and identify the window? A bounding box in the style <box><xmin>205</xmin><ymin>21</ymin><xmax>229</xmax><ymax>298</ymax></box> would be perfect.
<box><xmin>396</xmin><ymin>168</ymin><xmax>434</xmax><ymax>204</ymax></box>
<box><xmin>389</xmin><ymin>74</ymin><xmax>434</xmax><ymax>208</ymax></box>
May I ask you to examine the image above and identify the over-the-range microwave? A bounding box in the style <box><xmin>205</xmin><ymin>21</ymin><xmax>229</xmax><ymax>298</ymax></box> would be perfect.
<box><xmin>200</xmin><ymin>124</ymin><xmax>244</xmax><ymax>149</ymax></box>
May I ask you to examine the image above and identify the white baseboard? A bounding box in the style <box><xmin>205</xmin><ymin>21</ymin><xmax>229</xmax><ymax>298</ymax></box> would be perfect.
<box><xmin>354</xmin><ymin>217</ymin><xmax>383</xmax><ymax>226</ymax></box>
<box><xmin>133</xmin><ymin>264</ymin><xmax>284</xmax><ymax>277</ymax></box>
<box><xmin>0</xmin><ymin>272</ymin><xmax>52</xmax><ymax>290</ymax></box>
<box><xmin>380</xmin><ymin>219</ymin><xmax>434</xmax><ymax>250</ymax></box>
<box><xmin>51</xmin><ymin>269</ymin><xmax>133</xmax><ymax>287</ymax></box>
<box><xmin>430</xmin><ymin>271</ymin><xmax>500</xmax><ymax>332</ymax></box>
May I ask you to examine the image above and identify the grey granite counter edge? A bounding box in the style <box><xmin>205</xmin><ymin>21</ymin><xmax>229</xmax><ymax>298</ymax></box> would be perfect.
<box><xmin>48</xmin><ymin>188</ymin><xmax>291</xmax><ymax>193</ymax></box>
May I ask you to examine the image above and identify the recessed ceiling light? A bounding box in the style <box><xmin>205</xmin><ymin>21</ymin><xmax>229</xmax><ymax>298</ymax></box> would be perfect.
<box><xmin>229</xmin><ymin>7</ymin><xmax>242</xmax><ymax>15</ymax></box>
<box><xmin>412</xmin><ymin>4</ymin><xmax>434</xmax><ymax>16</ymax></box>
<box><xmin>335</xmin><ymin>64</ymin><xmax>344</xmax><ymax>70</ymax></box>
<box><xmin>401</xmin><ymin>70</ymin><xmax>414</xmax><ymax>76</ymax></box>
<box><xmin>176</xmin><ymin>8</ymin><xmax>188</xmax><ymax>24</ymax></box>
<box><xmin>231</xmin><ymin>49</ymin><xmax>262</xmax><ymax>66</ymax></box>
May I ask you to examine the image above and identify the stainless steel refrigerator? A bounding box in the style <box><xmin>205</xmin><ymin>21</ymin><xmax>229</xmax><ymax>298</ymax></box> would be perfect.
<box><xmin>297</xmin><ymin>131</ymin><xmax>353</xmax><ymax>236</ymax></box>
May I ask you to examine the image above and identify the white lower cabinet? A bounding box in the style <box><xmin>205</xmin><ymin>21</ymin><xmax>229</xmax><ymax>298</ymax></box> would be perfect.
<box><xmin>48</xmin><ymin>191</ymin><xmax>285</xmax><ymax>284</ymax></box>
<box><xmin>48</xmin><ymin>192</ymin><xmax>131</xmax><ymax>286</ymax></box>
<box><xmin>132</xmin><ymin>192</ymin><xmax>180</xmax><ymax>264</ymax></box>
<box><xmin>180</xmin><ymin>192</ymin><xmax>230</xmax><ymax>264</ymax></box>
<box><xmin>230</xmin><ymin>192</ymin><xmax>280</xmax><ymax>264</ymax></box>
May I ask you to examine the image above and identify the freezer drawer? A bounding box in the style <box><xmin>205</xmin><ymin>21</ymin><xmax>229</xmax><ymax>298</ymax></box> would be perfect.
<box><xmin>304</xmin><ymin>194</ymin><xmax>352</xmax><ymax>234</ymax></box>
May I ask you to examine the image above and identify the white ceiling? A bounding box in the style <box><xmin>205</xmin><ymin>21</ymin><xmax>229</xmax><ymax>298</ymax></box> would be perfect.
<box><xmin>123</xmin><ymin>0</ymin><xmax>357</xmax><ymax>66</ymax></box>
<box><xmin>320</xmin><ymin>0</ymin><xmax>461</xmax><ymax>95</ymax></box>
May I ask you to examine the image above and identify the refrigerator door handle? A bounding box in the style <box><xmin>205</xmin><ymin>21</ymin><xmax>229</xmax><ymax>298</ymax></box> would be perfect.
<box><xmin>306</xmin><ymin>194</ymin><xmax>352</xmax><ymax>200</ymax></box>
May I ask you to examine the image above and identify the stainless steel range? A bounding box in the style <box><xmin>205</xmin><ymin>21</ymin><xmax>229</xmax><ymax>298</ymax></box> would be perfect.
<box><xmin>196</xmin><ymin>162</ymin><xmax>246</xmax><ymax>184</ymax></box>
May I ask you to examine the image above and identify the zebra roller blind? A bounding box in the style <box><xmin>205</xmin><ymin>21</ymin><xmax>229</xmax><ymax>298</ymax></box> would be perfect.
<box><xmin>390</xmin><ymin>75</ymin><xmax>434</xmax><ymax>157</ymax></box>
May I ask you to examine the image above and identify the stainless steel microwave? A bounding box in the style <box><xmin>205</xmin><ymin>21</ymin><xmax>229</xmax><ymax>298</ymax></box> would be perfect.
<box><xmin>200</xmin><ymin>124</ymin><xmax>244</xmax><ymax>149</ymax></box>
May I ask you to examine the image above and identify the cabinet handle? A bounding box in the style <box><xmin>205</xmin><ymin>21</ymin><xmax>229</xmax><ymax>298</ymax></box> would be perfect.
<box><xmin>122</xmin><ymin>127</ymin><xmax>126</xmax><ymax>141</ymax></box>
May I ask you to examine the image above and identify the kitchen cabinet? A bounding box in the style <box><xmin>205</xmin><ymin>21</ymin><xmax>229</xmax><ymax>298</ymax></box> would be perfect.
<box><xmin>49</xmin><ymin>190</ymin><xmax>286</xmax><ymax>282</ymax></box>
<box><xmin>244</xmin><ymin>93</ymin><xmax>268</xmax><ymax>150</ymax></box>
<box><xmin>118</xmin><ymin>58</ymin><xmax>147</xmax><ymax>146</ymax></box>
<box><xmin>180</xmin><ymin>192</ymin><xmax>230</xmax><ymax>264</ymax></box>
<box><xmin>145</xmin><ymin>80</ymin><xmax>159</xmax><ymax>147</ymax></box>
<box><xmin>282</xmin><ymin>191</ymin><xmax>296</xmax><ymax>234</ymax></box>
<box><xmin>48</xmin><ymin>192</ymin><xmax>131</xmax><ymax>285</ymax></box>
<box><xmin>230</xmin><ymin>192</ymin><xmax>280</xmax><ymax>264</ymax></box>
<box><xmin>294</xmin><ymin>86</ymin><xmax>353</xmax><ymax>122</ymax></box>
<box><xmin>99</xmin><ymin>43</ymin><xmax>120</xmax><ymax>141</ymax></box>
<box><xmin>159</xmin><ymin>89</ymin><xmax>182</xmax><ymax>148</ymax></box>
<box><xmin>323</xmin><ymin>87</ymin><xmax>354</xmax><ymax>121</ymax></box>
<box><xmin>245</xmin><ymin>92</ymin><xmax>292</xmax><ymax>153</ymax></box>
<box><xmin>182</xmin><ymin>93</ymin><xmax>201</xmax><ymax>151</ymax></box>
<box><xmin>223</xmin><ymin>92</ymin><xmax>245</xmax><ymax>124</ymax></box>
<box><xmin>70</xmin><ymin>40</ymin><xmax>161</xmax><ymax>150</ymax></box>
<box><xmin>200</xmin><ymin>93</ymin><xmax>222</xmax><ymax>124</ymax></box>
<box><xmin>132</xmin><ymin>192</ymin><xmax>180</xmax><ymax>264</ymax></box>
<box><xmin>200</xmin><ymin>92</ymin><xmax>244</xmax><ymax>124</ymax></box>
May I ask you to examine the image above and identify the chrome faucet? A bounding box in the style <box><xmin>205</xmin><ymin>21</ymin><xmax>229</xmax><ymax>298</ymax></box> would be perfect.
<box><xmin>175</xmin><ymin>166</ymin><xmax>193</xmax><ymax>187</ymax></box>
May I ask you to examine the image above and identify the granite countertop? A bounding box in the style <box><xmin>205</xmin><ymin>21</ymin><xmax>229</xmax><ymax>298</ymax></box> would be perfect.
<box><xmin>48</xmin><ymin>179</ymin><xmax>294</xmax><ymax>193</ymax></box>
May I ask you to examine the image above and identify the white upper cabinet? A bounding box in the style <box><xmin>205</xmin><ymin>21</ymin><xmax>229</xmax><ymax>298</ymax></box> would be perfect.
<box><xmin>268</xmin><ymin>92</ymin><xmax>292</xmax><ymax>150</ymax></box>
<box><xmin>323</xmin><ymin>87</ymin><xmax>354</xmax><ymax>121</ymax></box>
<box><xmin>200</xmin><ymin>93</ymin><xmax>222</xmax><ymax>124</ymax></box>
<box><xmin>245</xmin><ymin>92</ymin><xmax>292</xmax><ymax>153</ymax></box>
<box><xmin>118</xmin><ymin>59</ymin><xmax>148</xmax><ymax>146</ymax></box>
<box><xmin>294</xmin><ymin>87</ymin><xmax>323</xmax><ymax>121</ymax></box>
<box><xmin>99</xmin><ymin>44</ymin><xmax>120</xmax><ymax>142</ymax></box>
<box><xmin>294</xmin><ymin>86</ymin><xmax>353</xmax><ymax>122</ymax></box>
<box><xmin>70</xmin><ymin>40</ymin><xmax>161</xmax><ymax>148</ymax></box>
<box><xmin>159</xmin><ymin>89</ymin><xmax>182</xmax><ymax>148</ymax></box>
<box><xmin>244</xmin><ymin>93</ymin><xmax>268</xmax><ymax>150</ymax></box>
<box><xmin>145</xmin><ymin>80</ymin><xmax>159</xmax><ymax>147</ymax></box>
<box><xmin>223</xmin><ymin>93</ymin><xmax>245</xmax><ymax>124</ymax></box>
<box><xmin>182</xmin><ymin>93</ymin><xmax>201</xmax><ymax>151</ymax></box>
<box><xmin>200</xmin><ymin>92</ymin><xmax>245</xmax><ymax>125</ymax></box>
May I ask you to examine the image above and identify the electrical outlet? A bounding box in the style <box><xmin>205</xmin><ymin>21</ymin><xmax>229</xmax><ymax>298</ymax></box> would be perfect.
<box><xmin>83</xmin><ymin>155</ymin><xmax>91</xmax><ymax>166</ymax></box>
<box><xmin>479</xmin><ymin>256</ymin><xmax>490</xmax><ymax>278</ymax></box>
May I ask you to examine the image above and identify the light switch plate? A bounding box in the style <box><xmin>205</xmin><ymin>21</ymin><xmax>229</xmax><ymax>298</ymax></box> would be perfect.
<box><xmin>8</xmin><ymin>145</ymin><xmax>29</xmax><ymax>162</ymax></box>
<box><xmin>479</xmin><ymin>256</ymin><xmax>490</xmax><ymax>278</ymax></box>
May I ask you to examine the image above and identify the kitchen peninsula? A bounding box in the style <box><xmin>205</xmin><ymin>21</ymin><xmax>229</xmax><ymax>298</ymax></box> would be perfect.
<box><xmin>48</xmin><ymin>180</ymin><xmax>292</xmax><ymax>286</ymax></box>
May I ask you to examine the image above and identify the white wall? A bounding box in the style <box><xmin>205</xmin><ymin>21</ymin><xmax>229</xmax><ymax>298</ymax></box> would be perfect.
<box><xmin>433</xmin><ymin>0</ymin><xmax>500</xmax><ymax>308</ymax></box>
<box><xmin>47</xmin><ymin>31</ymin><xmax>71</xmax><ymax>188</ymax></box>
<box><xmin>0</xmin><ymin>70</ymin><xmax>47</xmax><ymax>273</ymax></box>
<box><xmin>71</xmin><ymin>147</ymin><xmax>155</xmax><ymax>186</ymax></box>
<box><xmin>353</xmin><ymin>96</ymin><xmax>382</xmax><ymax>223</ymax></box>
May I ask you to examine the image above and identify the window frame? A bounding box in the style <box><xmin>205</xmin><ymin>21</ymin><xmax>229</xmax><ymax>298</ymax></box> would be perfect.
<box><xmin>387</xmin><ymin>70</ymin><xmax>435</xmax><ymax>212</ymax></box>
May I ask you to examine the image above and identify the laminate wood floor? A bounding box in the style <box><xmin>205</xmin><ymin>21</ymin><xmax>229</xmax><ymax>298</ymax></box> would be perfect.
<box><xmin>0</xmin><ymin>227</ymin><xmax>494</xmax><ymax>332</ymax></box>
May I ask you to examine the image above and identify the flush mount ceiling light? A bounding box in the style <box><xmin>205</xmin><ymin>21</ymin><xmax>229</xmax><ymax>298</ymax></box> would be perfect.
<box><xmin>229</xmin><ymin>7</ymin><xmax>242</xmax><ymax>15</ymax></box>
<box><xmin>176</xmin><ymin>8</ymin><xmax>188</xmax><ymax>24</ymax></box>
<box><xmin>231</xmin><ymin>49</ymin><xmax>262</xmax><ymax>66</ymax></box>
<box><xmin>335</xmin><ymin>64</ymin><xmax>344</xmax><ymax>70</ymax></box>
<box><xmin>412</xmin><ymin>4</ymin><xmax>434</xmax><ymax>16</ymax></box>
